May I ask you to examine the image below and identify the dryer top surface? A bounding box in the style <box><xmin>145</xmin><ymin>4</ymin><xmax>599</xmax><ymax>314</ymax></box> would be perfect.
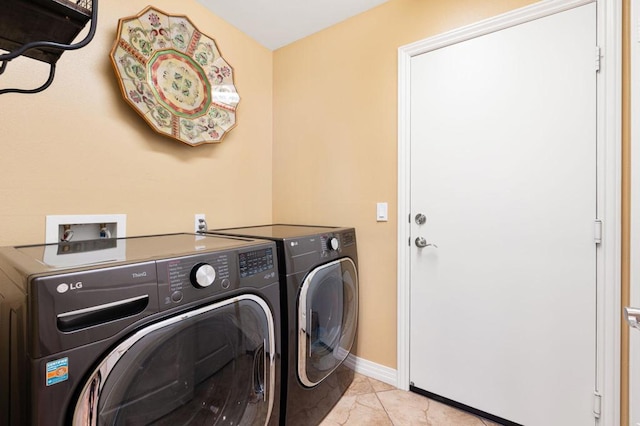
<box><xmin>212</xmin><ymin>224</ymin><xmax>346</xmax><ymax>240</ymax></box>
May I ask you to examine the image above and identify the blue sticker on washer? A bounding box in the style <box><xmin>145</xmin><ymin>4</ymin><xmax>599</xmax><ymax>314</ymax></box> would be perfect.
<box><xmin>46</xmin><ymin>357</ymin><xmax>69</xmax><ymax>386</ymax></box>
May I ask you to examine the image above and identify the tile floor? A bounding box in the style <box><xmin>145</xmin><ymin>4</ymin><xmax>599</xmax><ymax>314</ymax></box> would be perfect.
<box><xmin>319</xmin><ymin>373</ymin><xmax>501</xmax><ymax>426</ymax></box>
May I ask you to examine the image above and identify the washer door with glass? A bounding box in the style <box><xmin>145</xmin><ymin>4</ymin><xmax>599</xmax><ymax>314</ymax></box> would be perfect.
<box><xmin>73</xmin><ymin>294</ymin><xmax>276</xmax><ymax>426</ymax></box>
<box><xmin>298</xmin><ymin>257</ymin><xmax>358</xmax><ymax>387</ymax></box>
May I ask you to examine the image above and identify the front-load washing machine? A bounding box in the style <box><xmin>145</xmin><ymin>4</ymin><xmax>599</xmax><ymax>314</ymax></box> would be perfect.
<box><xmin>0</xmin><ymin>233</ymin><xmax>281</xmax><ymax>426</ymax></box>
<box><xmin>208</xmin><ymin>225</ymin><xmax>359</xmax><ymax>425</ymax></box>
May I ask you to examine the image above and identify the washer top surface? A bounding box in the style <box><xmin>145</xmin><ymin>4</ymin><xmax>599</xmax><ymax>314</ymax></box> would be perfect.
<box><xmin>7</xmin><ymin>233</ymin><xmax>263</xmax><ymax>271</ymax></box>
<box><xmin>213</xmin><ymin>224</ymin><xmax>341</xmax><ymax>239</ymax></box>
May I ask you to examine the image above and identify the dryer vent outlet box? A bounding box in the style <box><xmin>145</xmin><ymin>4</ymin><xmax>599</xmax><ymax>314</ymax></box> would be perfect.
<box><xmin>46</xmin><ymin>215</ymin><xmax>126</xmax><ymax>244</ymax></box>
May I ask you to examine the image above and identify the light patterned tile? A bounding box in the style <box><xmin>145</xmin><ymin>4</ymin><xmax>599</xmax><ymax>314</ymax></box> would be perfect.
<box><xmin>367</xmin><ymin>376</ymin><xmax>396</xmax><ymax>393</ymax></box>
<box><xmin>322</xmin><ymin>372</ymin><xmax>499</xmax><ymax>426</ymax></box>
<box><xmin>480</xmin><ymin>420</ymin><xmax>503</xmax><ymax>426</ymax></box>
<box><xmin>376</xmin><ymin>389</ymin><xmax>430</xmax><ymax>425</ymax></box>
<box><xmin>377</xmin><ymin>390</ymin><xmax>487</xmax><ymax>426</ymax></box>
<box><xmin>343</xmin><ymin>372</ymin><xmax>375</xmax><ymax>396</ymax></box>
<box><xmin>319</xmin><ymin>393</ymin><xmax>393</xmax><ymax>426</ymax></box>
<box><xmin>425</xmin><ymin>399</ymin><xmax>489</xmax><ymax>426</ymax></box>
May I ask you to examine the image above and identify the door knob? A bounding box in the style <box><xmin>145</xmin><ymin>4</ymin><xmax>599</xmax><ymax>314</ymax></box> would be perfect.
<box><xmin>625</xmin><ymin>306</ymin><xmax>640</xmax><ymax>330</ymax></box>
<box><xmin>415</xmin><ymin>237</ymin><xmax>437</xmax><ymax>248</ymax></box>
<box><xmin>415</xmin><ymin>213</ymin><xmax>427</xmax><ymax>225</ymax></box>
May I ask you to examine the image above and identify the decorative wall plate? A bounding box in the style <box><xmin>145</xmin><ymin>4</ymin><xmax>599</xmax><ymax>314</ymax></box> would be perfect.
<box><xmin>110</xmin><ymin>6</ymin><xmax>240</xmax><ymax>146</ymax></box>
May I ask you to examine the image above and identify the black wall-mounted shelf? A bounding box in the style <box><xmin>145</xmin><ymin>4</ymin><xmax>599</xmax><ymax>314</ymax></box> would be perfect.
<box><xmin>0</xmin><ymin>0</ymin><xmax>92</xmax><ymax>64</ymax></box>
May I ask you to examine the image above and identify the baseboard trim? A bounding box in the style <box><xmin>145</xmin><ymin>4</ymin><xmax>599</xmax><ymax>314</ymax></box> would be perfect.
<box><xmin>344</xmin><ymin>354</ymin><xmax>398</xmax><ymax>388</ymax></box>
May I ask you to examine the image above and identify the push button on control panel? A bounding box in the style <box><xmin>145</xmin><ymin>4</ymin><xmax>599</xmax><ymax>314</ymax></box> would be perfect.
<box><xmin>171</xmin><ymin>291</ymin><xmax>183</xmax><ymax>303</ymax></box>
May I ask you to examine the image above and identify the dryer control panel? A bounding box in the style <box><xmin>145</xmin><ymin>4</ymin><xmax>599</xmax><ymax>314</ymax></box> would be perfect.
<box><xmin>320</xmin><ymin>230</ymin><xmax>356</xmax><ymax>257</ymax></box>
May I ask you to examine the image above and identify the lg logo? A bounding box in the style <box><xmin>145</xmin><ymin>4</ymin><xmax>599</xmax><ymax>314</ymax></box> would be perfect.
<box><xmin>56</xmin><ymin>282</ymin><xmax>83</xmax><ymax>294</ymax></box>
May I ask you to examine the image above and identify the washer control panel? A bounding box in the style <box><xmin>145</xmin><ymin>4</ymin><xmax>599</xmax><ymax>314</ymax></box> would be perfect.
<box><xmin>239</xmin><ymin>247</ymin><xmax>274</xmax><ymax>278</ymax></box>
<box><xmin>156</xmin><ymin>243</ymin><xmax>277</xmax><ymax>311</ymax></box>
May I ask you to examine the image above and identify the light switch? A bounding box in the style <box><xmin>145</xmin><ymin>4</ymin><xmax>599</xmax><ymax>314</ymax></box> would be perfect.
<box><xmin>376</xmin><ymin>202</ymin><xmax>388</xmax><ymax>222</ymax></box>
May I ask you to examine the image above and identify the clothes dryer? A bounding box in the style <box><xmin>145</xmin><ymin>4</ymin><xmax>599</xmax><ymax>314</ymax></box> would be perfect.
<box><xmin>208</xmin><ymin>225</ymin><xmax>358</xmax><ymax>425</ymax></box>
<box><xmin>0</xmin><ymin>233</ymin><xmax>281</xmax><ymax>426</ymax></box>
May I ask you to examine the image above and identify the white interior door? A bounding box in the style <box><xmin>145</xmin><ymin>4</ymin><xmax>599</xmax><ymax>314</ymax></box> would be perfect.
<box><xmin>409</xmin><ymin>4</ymin><xmax>597</xmax><ymax>426</ymax></box>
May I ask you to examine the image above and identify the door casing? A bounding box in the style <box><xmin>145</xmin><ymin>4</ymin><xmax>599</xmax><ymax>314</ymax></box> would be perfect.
<box><xmin>396</xmin><ymin>0</ymin><xmax>621</xmax><ymax>424</ymax></box>
<box><xmin>629</xmin><ymin>0</ymin><xmax>640</xmax><ymax>424</ymax></box>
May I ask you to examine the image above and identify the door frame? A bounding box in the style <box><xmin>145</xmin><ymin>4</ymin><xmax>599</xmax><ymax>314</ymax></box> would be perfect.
<box><xmin>396</xmin><ymin>0</ymin><xmax>621</xmax><ymax>424</ymax></box>
<box><xmin>629</xmin><ymin>0</ymin><xmax>639</xmax><ymax>423</ymax></box>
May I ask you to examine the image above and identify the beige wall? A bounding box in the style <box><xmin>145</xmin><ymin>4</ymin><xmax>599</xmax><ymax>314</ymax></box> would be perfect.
<box><xmin>273</xmin><ymin>0</ymin><xmax>538</xmax><ymax>369</ymax></box>
<box><xmin>0</xmin><ymin>0</ymin><xmax>273</xmax><ymax>247</ymax></box>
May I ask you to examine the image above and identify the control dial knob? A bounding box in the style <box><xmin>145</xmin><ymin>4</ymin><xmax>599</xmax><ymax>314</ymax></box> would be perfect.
<box><xmin>327</xmin><ymin>236</ymin><xmax>340</xmax><ymax>251</ymax></box>
<box><xmin>190</xmin><ymin>263</ymin><xmax>216</xmax><ymax>288</ymax></box>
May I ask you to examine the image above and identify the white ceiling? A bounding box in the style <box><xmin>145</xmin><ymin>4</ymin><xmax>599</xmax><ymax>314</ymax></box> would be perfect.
<box><xmin>196</xmin><ymin>0</ymin><xmax>391</xmax><ymax>50</ymax></box>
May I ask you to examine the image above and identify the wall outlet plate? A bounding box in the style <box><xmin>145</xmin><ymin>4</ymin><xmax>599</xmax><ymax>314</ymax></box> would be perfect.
<box><xmin>45</xmin><ymin>214</ymin><xmax>126</xmax><ymax>244</ymax></box>
<box><xmin>194</xmin><ymin>214</ymin><xmax>206</xmax><ymax>233</ymax></box>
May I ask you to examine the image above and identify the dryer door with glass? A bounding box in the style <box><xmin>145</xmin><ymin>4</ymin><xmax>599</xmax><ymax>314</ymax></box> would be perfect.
<box><xmin>298</xmin><ymin>257</ymin><xmax>358</xmax><ymax>387</ymax></box>
<box><xmin>73</xmin><ymin>294</ymin><xmax>276</xmax><ymax>425</ymax></box>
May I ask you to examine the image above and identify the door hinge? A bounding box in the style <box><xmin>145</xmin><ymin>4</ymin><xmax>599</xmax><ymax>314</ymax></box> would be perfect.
<box><xmin>595</xmin><ymin>46</ymin><xmax>601</xmax><ymax>72</ymax></box>
<box><xmin>593</xmin><ymin>392</ymin><xmax>602</xmax><ymax>418</ymax></box>
<box><xmin>594</xmin><ymin>219</ymin><xmax>603</xmax><ymax>244</ymax></box>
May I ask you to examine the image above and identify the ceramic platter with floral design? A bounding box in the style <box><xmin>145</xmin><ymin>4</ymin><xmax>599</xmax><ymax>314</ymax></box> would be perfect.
<box><xmin>110</xmin><ymin>6</ymin><xmax>240</xmax><ymax>146</ymax></box>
